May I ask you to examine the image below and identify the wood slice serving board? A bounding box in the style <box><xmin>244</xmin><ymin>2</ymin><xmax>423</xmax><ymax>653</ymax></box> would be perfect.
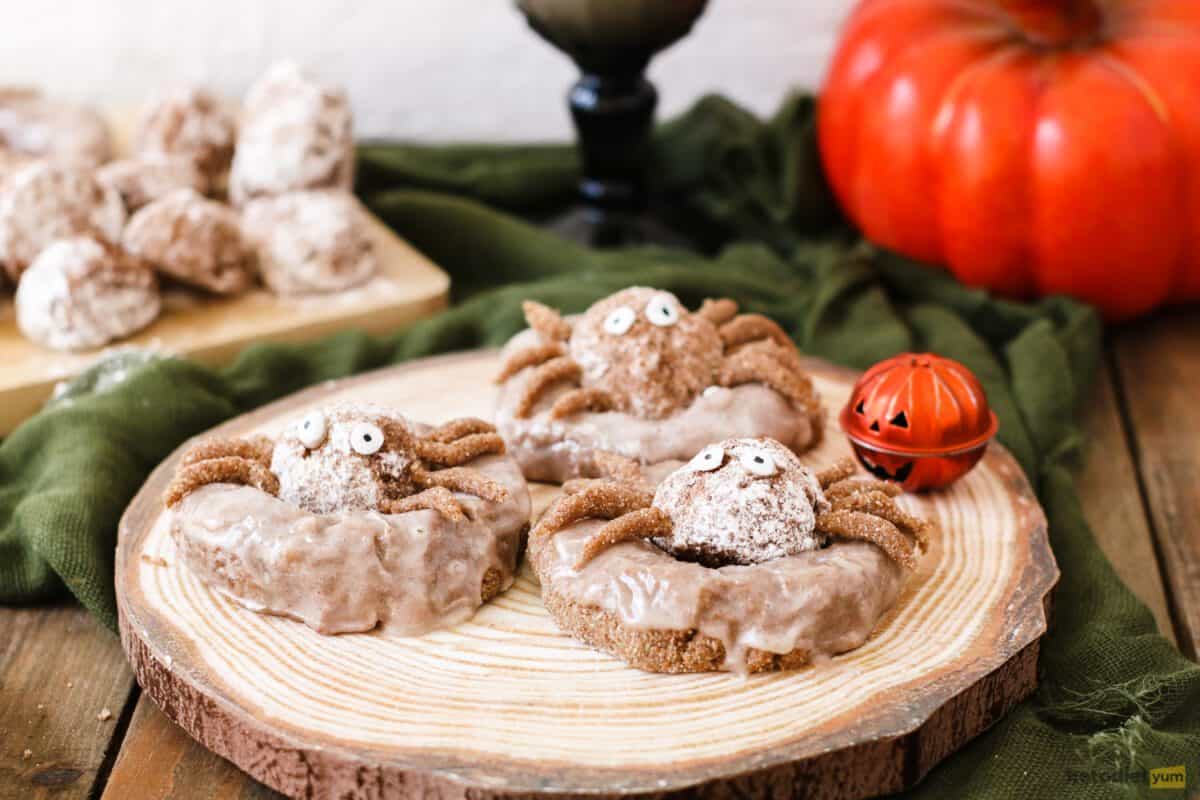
<box><xmin>116</xmin><ymin>351</ymin><xmax>1057</xmax><ymax>800</ymax></box>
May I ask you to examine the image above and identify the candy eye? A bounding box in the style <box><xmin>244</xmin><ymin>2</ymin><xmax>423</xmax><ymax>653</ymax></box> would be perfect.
<box><xmin>603</xmin><ymin>306</ymin><xmax>636</xmax><ymax>335</ymax></box>
<box><xmin>350</xmin><ymin>422</ymin><xmax>384</xmax><ymax>455</ymax></box>
<box><xmin>738</xmin><ymin>447</ymin><xmax>778</xmax><ymax>477</ymax></box>
<box><xmin>688</xmin><ymin>445</ymin><xmax>725</xmax><ymax>472</ymax></box>
<box><xmin>644</xmin><ymin>295</ymin><xmax>679</xmax><ymax>327</ymax></box>
<box><xmin>298</xmin><ymin>411</ymin><xmax>327</xmax><ymax>449</ymax></box>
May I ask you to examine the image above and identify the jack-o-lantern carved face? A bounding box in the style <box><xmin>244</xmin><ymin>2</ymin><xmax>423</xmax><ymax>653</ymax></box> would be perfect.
<box><xmin>840</xmin><ymin>353</ymin><xmax>997</xmax><ymax>491</ymax></box>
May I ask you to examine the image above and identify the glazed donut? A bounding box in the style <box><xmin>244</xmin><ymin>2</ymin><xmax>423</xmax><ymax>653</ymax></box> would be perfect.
<box><xmin>529</xmin><ymin>444</ymin><xmax>928</xmax><ymax>673</ymax></box>
<box><xmin>494</xmin><ymin>288</ymin><xmax>824</xmax><ymax>483</ymax></box>
<box><xmin>166</xmin><ymin>404</ymin><xmax>530</xmax><ymax>635</ymax></box>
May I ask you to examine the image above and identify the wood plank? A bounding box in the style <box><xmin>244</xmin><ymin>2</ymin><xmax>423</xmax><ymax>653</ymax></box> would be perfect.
<box><xmin>1112</xmin><ymin>310</ymin><xmax>1200</xmax><ymax>660</ymax></box>
<box><xmin>0</xmin><ymin>606</ymin><xmax>135</xmax><ymax>799</ymax></box>
<box><xmin>101</xmin><ymin>698</ymin><xmax>279</xmax><ymax>800</ymax></box>
<box><xmin>1076</xmin><ymin>361</ymin><xmax>1176</xmax><ymax>643</ymax></box>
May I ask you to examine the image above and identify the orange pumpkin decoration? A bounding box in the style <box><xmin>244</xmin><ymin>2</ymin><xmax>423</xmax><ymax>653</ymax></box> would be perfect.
<box><xmin>840</xmin><ymin>353</ymin><xmax>998</xmax><ymax>491</ymax></box>
<box><xmin>818</xmin><ymin>0</ymin><xmax>1200</xmax><ymax>320</ymax></box>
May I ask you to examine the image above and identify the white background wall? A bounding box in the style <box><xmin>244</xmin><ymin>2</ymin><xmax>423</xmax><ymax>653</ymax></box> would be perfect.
<box><xmin>0</xmin><ymin>0</ymin><xmax>852</xmax><ymax>141</ymax></box>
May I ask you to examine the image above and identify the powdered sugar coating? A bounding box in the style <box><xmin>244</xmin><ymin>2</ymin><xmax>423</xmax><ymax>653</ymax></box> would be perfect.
<box><xmin>229</xmin><ymin>62</ymin><xmax>354</xmax><ymax>205</ymax></box>
<box><xmin>15</xmin><ymin>236</ymin><xmax>160</xmax><ymax>351</ymax></box>
<box><xmin>240</xmin><ymin>190</ymin><xmax>375</xmax><ymax>294</ymax></box>
<box><xmin>271</xmin><ymin>403</ymin><xmax>417</xmax><ymax>514</ymax></box>
<box><xmin>652</xmin><ymin>437</ymin><xmax>829</xmax><ymax>566</ymax></box>
<box><xmin>0</xmin><ymin>162</ymin><xmax>126</xmax><ymax>282</ymax></box>
<box><xmin>97</xmin><ymin>155</ymin><xmax>206</xmax><ymax>212</ymax></box>
<box><xmin>134</xmin><ymin>85</ymin><xmax>236</xmax><ymax>188</ymax></box>
<box><xmin>0</xmin><ymin>90</ymin><xmax>112</xmax><ymax>168</ymax></box>
<box><xmin>569</xmin><ymin>287</ymin><xmax>723</xmax><ymax>420</ymax></box>
<box><xmin>122</xmin><ymin>188</ymin><xmax>254</xmax><ymax>295</ymax></box>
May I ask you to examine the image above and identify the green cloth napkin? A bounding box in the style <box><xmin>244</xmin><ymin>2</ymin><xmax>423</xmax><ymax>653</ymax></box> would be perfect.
<box><xmin>2</xmin><ymin>94</ymin><xmax>1198</xmax><ymax>798</ymax></box>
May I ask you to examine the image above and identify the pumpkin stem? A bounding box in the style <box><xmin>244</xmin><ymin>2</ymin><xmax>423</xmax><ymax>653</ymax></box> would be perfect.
<box><xmin>999</xmin><ymin>0</ymin><xmax>1106</xmax><ymax>49</ymax></box>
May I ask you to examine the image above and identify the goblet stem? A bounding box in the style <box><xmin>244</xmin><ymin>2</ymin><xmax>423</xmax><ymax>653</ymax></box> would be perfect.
<box><xmin>568</xmin><ymin>70</ymin><xmax>656</xmax><ymax>244</ymax></box>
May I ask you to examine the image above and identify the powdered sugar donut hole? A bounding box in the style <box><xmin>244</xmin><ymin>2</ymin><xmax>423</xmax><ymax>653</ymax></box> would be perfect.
<box><xmin>0</xmin><ymin>89</ymin><xmax>112</xmax><ymax>169</ymax></box>
<box><xmin>229</xmin><ymin>62</ymin><xmax>354</xmax><ymax>205</ymax></box>
<box><xmin>97</xmin><ymin>155</ymin><xmax>206</xmax><ymax>212</ymax></box>
<box><xmin>123</xmin><ymin>188</ymin><xmax>254</xmax><ymax>295</ymax></box>
<box><xmin>652</xmin><ymin>437</ymin><xmax>829</xmax><ymax>566</ymax></box>
<box><xmin>0</xmin><ymin>162</ymin><xmax>126</xmax><ymax>282</ymax></box>
<box><xmin>15</xmin><ymin>237</ymin><xmax>160</xmax><ymax>351</ymax></box>
<box><xmin>134</xmin><ymin>86</ymin><xmax>237</xmax><ymax>190</ymax></box>
<box><xmin>241</xmin><ymin>191</ymin><xmax>376</xmax><ymax>294</ymax></box>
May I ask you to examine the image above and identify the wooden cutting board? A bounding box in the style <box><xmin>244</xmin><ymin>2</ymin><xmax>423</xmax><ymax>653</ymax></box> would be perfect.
<box><xmin>116</xmin><ymin>351</ymin><xmax>1057</xmax><ymax>800</ymax></box>
<box><xmin>0</xmin><ymin>109</ymin><xmax>449</xmax><ymax>437</ymax></box>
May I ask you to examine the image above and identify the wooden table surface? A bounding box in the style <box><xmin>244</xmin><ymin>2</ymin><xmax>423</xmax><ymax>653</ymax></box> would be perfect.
<box><xmin>2</xmin><ymin>310</ymin><xmax>1197</xmax><ymax>800</ymax></box>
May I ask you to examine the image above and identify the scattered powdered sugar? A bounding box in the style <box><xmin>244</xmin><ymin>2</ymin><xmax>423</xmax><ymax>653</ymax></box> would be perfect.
<box><xmin>96</xmin><ymin>155</ymin><xmax>206</xmax><ymax>212</ymax></box>
<box><xmin>652</xmin><ymin>437</ymin><xmax>829</xmax><ymax>566</ymax></box>
<box><xmin>50</xmin><ymin>346</ymin><xmax>173</xmax><ymax>403</ymax></box>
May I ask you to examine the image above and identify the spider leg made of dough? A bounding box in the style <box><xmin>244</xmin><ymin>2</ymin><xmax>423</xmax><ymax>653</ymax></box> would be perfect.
<box><xmin>815</xmin><ymin>510</ymin><xmax>920</xmax><ymax>570</ymax></box>
<box><xmin>549</xmin><ymin>387</ymin><xmax>616</xmax><ymax>419</ymax></box>
<box><xmin>380</xmin><ymin>486</ymin><xmax>467</xmax><ymax>522</ymax></box>
<box><xmin>164</xmin><ymin>454</ymin><xmax>280</xmax><ymax>507</ymax></box>
<box><xmin>513</xmin><ymin>356</ymin><xmax>583</xmax><ymax>418</ymax></box>
<box><xmin>717</xmin><ymin>345</ymin><xmax>818</xmax><ymax>415</ymax></box>
<box><xmin>413</xmin><ymin>466</ymin><xmax>510</xmax><ymax>503</ymax></box>
<box><xmin>697</xmin><ymin>297</ymin><xmax>739</xmax><ymax>326</ymax></box>
<box><xmin>816</xmin><ymin>458</ymin><xmax>858</xmax><ymax>490</ymax></box>
<box><xmin>575</xmin><ymin>507</ymin><xmax>673</xmax><ymax>569</ymax></box>
<box><xmin>523</xmin><ymin>300</ymin><xmax>573</xmax><ymax>343</ymax></box>
<box><xmin>427</xmin><ymin>417</ymin><xmax>498</xmax><ymax>443</ymax></box>
<box><xmin>495</xmin><ymin>341</ymin><xmax>565</xmax><ymax>383</ymax></box>
<box><xmin>414</xmin><ymin>432</ymin><xmax>506</xmax><ymax>466</ymax></box>
<box><xmin>718</xmin><ymin>313</ymin><xmax>793</xmax><ymax>352</ymax></box>
<box><xmin>532</xmin><ymin>481</ymin><xmax>654</xmax><ymax>539</ymax></box>
<box><xmin>591</xmin><ymin>450</ymin><xmax>647</xmax><ymax>486</ymax></box>
<box><xmin>179</xmin><ymin>435</ymin><xmax>275</xmax><ymax>469</ymax></box>
<box><xmin>829</xmin><ymin>487</ymin><xmax>930</xmax><ymax>551</ymax></box>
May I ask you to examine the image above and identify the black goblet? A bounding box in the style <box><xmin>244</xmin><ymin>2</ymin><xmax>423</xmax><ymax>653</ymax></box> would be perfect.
<box><xmin>516</xmin><ymin>0</ymin><xmax>709</xmax><ymax>247</ymax></box>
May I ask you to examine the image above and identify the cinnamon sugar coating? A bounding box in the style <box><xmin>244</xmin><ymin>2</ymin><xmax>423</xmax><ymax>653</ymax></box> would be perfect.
<box><xmin>495</xmin><ymin>341</ymin><xmax>565</xmax><ymax>383</ymax></box>
<box><xmin>180</xmin><ymin>435</ymin><xmax>273</xmax><ymax>469</ymax></box>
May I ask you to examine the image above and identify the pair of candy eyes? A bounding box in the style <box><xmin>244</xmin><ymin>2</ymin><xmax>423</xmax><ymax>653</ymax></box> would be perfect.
<box><xmin>687</xmin><ymin>445</ymin><xmax>778</xmax><ymax>476</ymax></box>
<box><xmin>298</xmin><ymin>412</ymin><xmax>385</xmax><ymax>455</ymax></box>
<box><xmin>603</xmin><ymin>296</ymin><xmax>679</xmax><ymax>335</ymax></box>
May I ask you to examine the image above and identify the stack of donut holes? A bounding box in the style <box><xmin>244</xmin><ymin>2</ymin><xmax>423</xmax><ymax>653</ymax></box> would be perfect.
<box><xmin>0</xmin><ymin>62</ymin><xmax>378</xmax><ymax>352</ymax></box>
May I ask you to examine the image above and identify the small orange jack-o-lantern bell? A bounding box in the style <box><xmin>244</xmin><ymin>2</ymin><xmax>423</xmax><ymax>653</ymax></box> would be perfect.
<box><xmin>839</xmin><ymin>353</ymin><xmax>998</xmax><ymax>492</ymax></box>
